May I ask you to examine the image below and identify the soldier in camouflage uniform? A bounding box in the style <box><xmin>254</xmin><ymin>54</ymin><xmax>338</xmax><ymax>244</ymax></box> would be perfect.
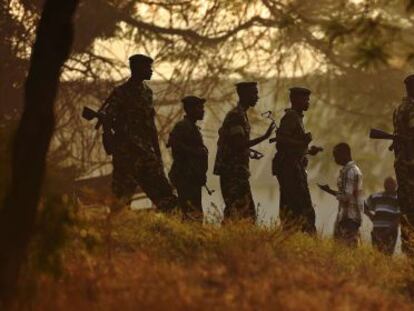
<box><xmin>393</xmin><ymin>74</ymin><xmax>414</xmax><ymax>256</ymax></box>
<box><xmin>101</xmin><ymin>54</ymin><xmax>177</xmax><ymax>212</ymax></box>
<box><xmin>272</xmin><ymin>87</ymin><xmax>322</xmax><ymax>234</ymax></box>
<box><xmin>168</xmin><ymin>96</ymin><xmax>208</xmax><ymax>222</ymax></box>
<box><xmin>214</xmin><ymin>82</ymin><xmax>275</xmax><ymax>222</ymax></box>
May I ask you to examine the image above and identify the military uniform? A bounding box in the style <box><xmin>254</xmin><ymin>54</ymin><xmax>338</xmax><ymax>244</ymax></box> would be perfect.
<box><xmin>102</xmin><ymin>67</ymin><xmax>177</xmax><ymax>212</ymax></box>
<box><xmin>214</xmin><ymin>105</ymin><xmax>256</xmax><ymax>221</ymax></box>
<box><xmin>272</xmin><ymin>106</ymin><xmax>316</xmax><ymax>234</ymax></box>
<box><xmin>168</xmin><ymin>110</ymin><xmax>208</xmax><ymax>221</ymax></box>
<box><xmin>393</xmin><ymin>93</ymin><xmax>414</xmax><ymax>256</ymax></box>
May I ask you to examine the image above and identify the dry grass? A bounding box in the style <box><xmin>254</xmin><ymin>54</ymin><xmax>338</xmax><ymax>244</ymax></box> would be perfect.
<box><xmin>16</xmin><ymin>209</ymin><xmax>414</xmax><ymax>310</ymax></box>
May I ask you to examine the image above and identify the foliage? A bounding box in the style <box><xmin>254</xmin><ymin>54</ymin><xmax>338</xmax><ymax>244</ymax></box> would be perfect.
<box><xmin>4</xmin><ymin>0</ymin><xmax>414</xmax><ymax>182</ymax></box>
<box><xmin>27</xmin><ymin>195</ymin><xmax>74</xmax><ymax>278</ymax></box>
<box><xmin>17</xmin><ymin>209</ymin><xmax>414</xmax><ymax>310</ymax></box>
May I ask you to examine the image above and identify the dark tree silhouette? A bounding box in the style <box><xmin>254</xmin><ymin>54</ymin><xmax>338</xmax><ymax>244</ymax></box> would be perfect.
<box><xmin>0</xmin><ymin>0</ymin><xmax>78</xmax><ymax>303</ymax></box>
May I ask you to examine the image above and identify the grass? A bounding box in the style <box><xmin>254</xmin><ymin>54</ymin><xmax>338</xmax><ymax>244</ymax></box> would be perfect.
<box><xmin>16</xmin><ymin>208</ymin><xmax>414</xmax><ymax>310</ymax></box>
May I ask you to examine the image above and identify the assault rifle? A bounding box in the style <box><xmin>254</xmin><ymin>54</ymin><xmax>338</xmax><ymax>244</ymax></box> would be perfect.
<box><xmin>82</xmin><ymin>106</ymin><xmax>107</xmax><ymax>130</ymax></box>
<box><xmin>369</xmin><ymin>128</ymin><xmax>396</xmax><ymax>152</ymax></box>
<box><xmin>369</xmin><ymin>128</ymin><xmax>396</xmax><ymax>141</ymax></box>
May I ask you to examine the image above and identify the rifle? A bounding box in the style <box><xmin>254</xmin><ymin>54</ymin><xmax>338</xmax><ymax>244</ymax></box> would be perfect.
<box><xmin>82</xmin><ymin>106</ymin><xmax>114</xmax><ymax>155</ymax></box>
<box><xmin>369</xmin><ymin>128</ymin><xmax>397</xmax><ymax>152</ymax></box>
<box><xmin>369</xmin><ymin>128</ymin><xmax>414</xmax><ymax>158</ymax></box>
<box><xmin>369</xmin><ymin>128</ymin><xmax>396</xmax><ymax>141</ymax></box>
<box><xmin>82</xmin><ymin>106</ymin><xmax>107</xmax><ymax>130</ymax></box>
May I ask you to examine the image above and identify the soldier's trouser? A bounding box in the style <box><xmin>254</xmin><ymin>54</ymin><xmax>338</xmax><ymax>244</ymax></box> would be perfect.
<box><xmin>371</xmin><ymin>227</ymin><xmax>398</xmax><ymax>255</ymax></box>
<box><xmin>220</xmin><ymin>174</ymin><xmax>256</xmax><ymax>222</ymax></box>
<box><xmin>275</xmin><ymin>160</ymin><xmax>316</xmax><ymax>234</ymax></box>
<box><xmin>112</xmin><ymin>152</ymin><xmax>177</xmax><ymax>212</ymax></box>
<box><xmin>395</xmin><ymin>163</ymin><xmax>414</xmax><ymax>257</ymax></box>
<box><xmin>334</xmin><ymin>218</ymin><xmax>360</xmax><ymax>248</ymax></box>
<box><xmin>174</xmin><ymin>180</ymin><xmax>203</xmax><ymax>222</ymax></box>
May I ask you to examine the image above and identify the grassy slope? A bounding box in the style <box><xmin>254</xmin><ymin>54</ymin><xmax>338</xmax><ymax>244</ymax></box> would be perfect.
<box><xmin>28</xmin><ymin>209</ymin><xmax>414</xmax><ymax>311</ymax></box>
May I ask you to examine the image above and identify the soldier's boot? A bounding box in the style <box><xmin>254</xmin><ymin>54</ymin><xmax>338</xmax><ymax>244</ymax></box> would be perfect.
<box><xmin>154</xmin><ymin>195</ymin><xmax>179</xmax><ymax>214</ymax></box>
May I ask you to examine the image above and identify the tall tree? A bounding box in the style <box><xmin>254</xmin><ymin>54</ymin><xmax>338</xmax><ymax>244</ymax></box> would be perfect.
<box><xmin>0</xmin><ymin>0</ymin><xmax>78</xmax><ymax>303</ymax></box>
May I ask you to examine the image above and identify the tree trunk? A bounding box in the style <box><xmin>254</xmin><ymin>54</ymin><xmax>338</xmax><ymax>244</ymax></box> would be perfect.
<box><xmin>0</xmin><ymin>0</ymin><xmax>78</xmax><ymax>303</ymax></box>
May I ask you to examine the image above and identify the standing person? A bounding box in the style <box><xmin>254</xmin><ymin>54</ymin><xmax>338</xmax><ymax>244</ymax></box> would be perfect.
<box><xmin>214</xmin><ymin>82</ymin><xmax>275</xmax><ymax>222</ymax></box>
<box><xmin>318</xmin><ymin>143</ymin><xmax>364</xmax><ymax>247</ymax></box>
<box><xmin>393</xmin><ymin>74</ymin><xmax>414</xmax><ymax>256</ymax></box>
<box><xmin>168</xmin><ymin>96</ymin><xmax>208</xmax><ymax>222</ymax></box>
<box><xmin>100</xmin><ymin>54</ymin><xmax>177</xmax><ymax>212</ymax></box>
<box><xmin>272</xmin><ymin>87</ymin><xmax>322</xmax><ymax>234</ymax></box>
<box><xmin>364</xmin><ymin>177</ymin><xmax>400</xmax><ymax>255</ymax></box>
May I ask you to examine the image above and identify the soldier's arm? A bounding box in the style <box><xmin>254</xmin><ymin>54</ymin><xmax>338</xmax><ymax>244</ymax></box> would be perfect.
<box><xmin>150</xmin><ymin>121</ymin><xmax>162</xmax><ymax>158</ymax></box>
<box><xmin>229</xmin><ymin>117</ymin><xmax>275</xmax><ymax>150</ymax></box>
<box><xmin>169</xmin><ymin>124</ymin><xmax>206</xmax><ymax>156</ymax></box>
<box><xmin>247</xmin><ymin>122</ymin><xmax>276</xmax><ymax>148</ymax></box>
<box><xmin>100</xmin><ymin>88</ymin><xmax>120</xmax><ymax>131</ymax></box>
<box><xmin>405</xmin><ymin>111</ymin><xmax>414</xmax><ymax>161</ymax></box>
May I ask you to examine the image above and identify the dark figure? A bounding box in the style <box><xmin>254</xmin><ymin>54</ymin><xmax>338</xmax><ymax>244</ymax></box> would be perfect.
<box><xmin>272</xmin><ymin>87</ymin><xmax>322</xmax><ymax>234</ymax></box>
<box><xmin>168</xmin><ymin>96</ymin><xmax>208</xmax><ymax>221</ymax></box>
<box><xmin>214</xmin><ymin>82</ymin><xmax>275</xmax><ymax>222</ymax></box>
<box><xmin>319</xmin><ymin>143</ymin><xmax>363</xmax><ymax>248</ymax></box>
<box><xmin>364</xmin><ymin>177</ymin><xmax>400</xmax><ymax>255</ymax></box>
<box><xmin>101</xmin><ymin>54</ymin><xmax>177</xmax><ymax>212</ymax></box>
<box><xmin>393</xmin><ymin>74</ymin><xmax>414</xmax><ymax>256</ymax></box>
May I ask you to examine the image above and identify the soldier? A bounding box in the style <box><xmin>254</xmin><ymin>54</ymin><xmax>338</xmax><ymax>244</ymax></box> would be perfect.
<box><xmin>272</xmin><ymin>87</ymin><xmax>322</xmax><ymax>234</ymax></box>
<box><xmin>393</xmin><ymin>74</ymin><xmax>414</xmax><ymax>256</ymax></box>
<box><xmin>214</xmin><ymin>82</ymin><xmax>275</xmax><ymax>222</ymax></box>
<box><xmin>168</xmin><ymin>96</ymin><xmax>208</xmax><ymax>221</ymax></box>
<box><xmin>100</xmin><ymin>54</ymin><xmax>177</xmax><ymax>212</ymax></box>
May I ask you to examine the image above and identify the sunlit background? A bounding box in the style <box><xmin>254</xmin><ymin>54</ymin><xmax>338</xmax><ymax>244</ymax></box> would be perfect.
<box><xmin>3</xmin><ymin>0</ymin><xmax>414</xmax><ymax>245</ymax></box>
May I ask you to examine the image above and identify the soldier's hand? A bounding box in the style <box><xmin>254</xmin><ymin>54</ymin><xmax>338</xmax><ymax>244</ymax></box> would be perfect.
<box><xmin>304</xmin><ymin>132</ymin><xmax>313</xmax><ymax>144</ymax></box>
<box><xmin>264</xmin><ymin>122</ymin><xmax>276</xmax><ymax>139</ymax></box>
<box><xmin>308</xmin><ymin>145</ymin><xmax>323</xmax><ymax>156</ymax></box>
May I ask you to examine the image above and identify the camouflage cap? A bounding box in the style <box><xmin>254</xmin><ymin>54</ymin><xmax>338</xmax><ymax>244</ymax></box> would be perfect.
<box><xmin>129</xmin><ymin>54</ymin><xmax>153</xmax><ymax>65</ymax></box>
<box><xmin>404</xmin><ymin>74</ymin><xmax>414</xmax><ymax>85</ymax></box>
<box><xmin>289</xmin><ymin>87</ymin><xmax>311</xmax><ymax>96</ymax></box>
<box><xmin>182</xmin><ymin>96</ymin><xmax>206</xmax><ymax>106</ymax></box>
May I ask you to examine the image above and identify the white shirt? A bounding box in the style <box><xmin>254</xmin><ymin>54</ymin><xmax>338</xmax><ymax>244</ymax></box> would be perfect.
<box><xmin>336</xmin><ymin>161</ymin><xmax>364</xmax><ymax>224</ymax></box>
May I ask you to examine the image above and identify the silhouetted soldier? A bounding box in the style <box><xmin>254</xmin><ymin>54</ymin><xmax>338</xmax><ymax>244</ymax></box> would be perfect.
<box><xmin>272</xmin><ymin>87</ymin><xmax>322</xmax><ymax>234</ymax></box>
<box><xmin>214</xmin><ymin>82</ymin><xmax>275</xmax><ymax>222</ymax></box>
<box><xmin>101</xmin><ymin>54</ymin><xmax>177</xmax><ymax>212</ymax></box>
<box><xmin>168</xmin><ymin>96</ymin><xmax>208</xmax><ymax>221</ymax></box>
<box><xmin>393</xmin><ymin>74</ymin><xmax>414</xmax><ymax>256</ymax></box>
<box><xmin>364</xmin><ymin>177</ymin><xmax>400</xmax><ymax>255</ymax></box>
<box><xmin>318</xmin><ymin>143</ymin><xmax>363</xmax><ymax>247</ymax></box>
